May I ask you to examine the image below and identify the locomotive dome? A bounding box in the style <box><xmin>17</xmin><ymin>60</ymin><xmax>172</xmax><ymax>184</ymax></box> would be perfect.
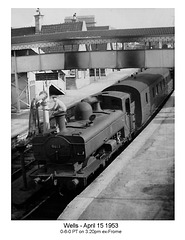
<box><xmin>75</xmin><ymin>101</ymin><xmax>93</xmax><ymax>120</ymax></box>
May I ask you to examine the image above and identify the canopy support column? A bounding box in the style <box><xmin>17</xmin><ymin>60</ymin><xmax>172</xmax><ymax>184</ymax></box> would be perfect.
<box><xmin>13</xmin><ymin>51</ymin><xmax>20</xmax><ymax>112</ymax></box>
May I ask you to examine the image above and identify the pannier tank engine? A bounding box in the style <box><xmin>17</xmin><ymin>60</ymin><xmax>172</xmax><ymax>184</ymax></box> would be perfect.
<box><xmin>30</xmin><ymin>68</ymin><xmax>173</xmax><ymax>191</ymax></box>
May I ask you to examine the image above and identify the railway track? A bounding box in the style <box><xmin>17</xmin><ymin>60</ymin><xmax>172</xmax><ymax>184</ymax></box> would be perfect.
<box><xmin>11</xmin><ymin>141</ymin><xmax>36</xmax><ymax>182</ymax></box>
<box><xmin>21</xmin><ymin>190</ymin><xmax>75</xmax><ymax>220</ymax></box>
<box><xmin>12</xmin><ymin>185</ymin><xmax>56</xmax><ymax>220</ymax></box>
<box><xmin>13</xmin><ymin>145</ymin><xmax>125</xmax><ymax>220</ymax></box>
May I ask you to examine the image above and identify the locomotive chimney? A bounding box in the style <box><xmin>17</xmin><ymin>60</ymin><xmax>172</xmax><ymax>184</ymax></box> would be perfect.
<box><xmin>56</xmin><ymin>113</ymin><xmax>67</xmax><ymax>132</ymax></box>
<box><xmin>72</xmin><ymin>13</ymin><xmax>77</xmax><ymax>22</ymax></box>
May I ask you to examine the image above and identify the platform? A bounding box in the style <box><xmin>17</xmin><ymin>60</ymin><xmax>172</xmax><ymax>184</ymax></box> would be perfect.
<box><xmin>11</xmin><ymin>69</ymin><xmax>138</xmax><ymax>139</ymax></box>
<box><xmin>58</xmin><ymin>92</ymin><xmax>174</xmax><ymax>220</ymax></box>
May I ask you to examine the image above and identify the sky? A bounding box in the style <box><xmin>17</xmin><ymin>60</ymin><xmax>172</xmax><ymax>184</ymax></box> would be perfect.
<box><xmin>11</xmin><ymin>8</ymin><xmax>175</xmax><ymax>29</ymax></box>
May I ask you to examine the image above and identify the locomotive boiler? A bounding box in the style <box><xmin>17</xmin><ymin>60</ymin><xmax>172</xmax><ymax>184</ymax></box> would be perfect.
<box><xmin>30</xmin><ymin>68</ymin><xmax>174</xmax><ymax>191</ymax></box>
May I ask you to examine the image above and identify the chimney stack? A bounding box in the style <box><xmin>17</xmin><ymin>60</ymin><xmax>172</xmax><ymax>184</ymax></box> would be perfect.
<box><xmin>72</xmin><ymin>13</ymin><xmax>77</xmax><ymax>22</ymax></box>
<box><xmin>34</xmin><ymin>8</ymin><xmax>44</xmax><ymax>34</ymax></box>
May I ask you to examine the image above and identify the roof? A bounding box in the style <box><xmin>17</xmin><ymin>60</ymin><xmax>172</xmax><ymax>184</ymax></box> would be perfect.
<box><xmin>11</xmin><ymin>27</ymin><xmax>35</xmax><ymax>37</ymax></box>
<box><xmin>118</xmin><ymin>68</ymin><xmax>169</xmax><ymax>92</ymax></box>
<box><xmin>87</xmin><ymin>26</ymin><xmax>110</xmax><ymax>51</ymax></box>
<box><xmin>41</xmin><ymin>22</ymin><xmax>83</xmax><ymax>34</ymax></box>
<box><xmin>87</xmin><ymin>26</ymin><xmax>110</xmax><ymax>31</ymax></box>
<box><xmin>41</xmin><ymin>22</ymin><xmax>83</xmax><ymax>53</ymax></box>
<box><xmin>141</xmin><ymin>68</ymin><xmax>169</xmax><ymax>77</ymax></box>
<box><xmin>11</xmin><ymin>22</ymin><xmax>83</xmax><ymax>37</ymax></box>
<box><xmin>104</xmin><ymin>68</ymin><xmax>169</xmax><ymax>93</ymax></box>
<box><xmin>11</xmin><ymin>22</ymin><xmax>84</xmax><ymax>53</ymax></box>
<box><xmin>121</xmin><ymin>77</ymin><xmax>157</xmax><ymax>93</ymax></box>
<box><xmin>12</xmin><ymin>27</ymin><xmax>175</xmax><ymax>45</ymax></box>
<box><xmin>101</xmin><ymin>91</ymin><xmax>129</xmax><ymax>99</ymax></box>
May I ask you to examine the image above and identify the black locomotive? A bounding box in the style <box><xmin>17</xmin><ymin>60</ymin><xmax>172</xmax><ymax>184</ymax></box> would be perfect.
<box><xmin>30</xmin><ymin>68</ymin><xmax>174</xmax><ymax>191</ymax></box>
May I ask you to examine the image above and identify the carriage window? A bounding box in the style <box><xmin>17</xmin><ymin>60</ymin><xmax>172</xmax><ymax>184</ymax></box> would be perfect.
<box><xmin>160</xmin><ymin>81</ymin><xmax>162</xmax><ymax>91</ymax></box>
<box><xmin>145</xmin><ymin>92</ymin><xmax>148</xmax><ymax>103</ymax></box>
<box><xmin>125</xmin><ymin>98</ymin><xmax>130</xmax><ymax>113</ymax></box>
<box><xmin>152</xmin><ymin>87</ymin><xmax>155</xmax><ymax>98</ymax></box>
<box><xmin>156</xmin><ymin>84</ymin><xmax>159</xmax><ymax>94</ymax></box>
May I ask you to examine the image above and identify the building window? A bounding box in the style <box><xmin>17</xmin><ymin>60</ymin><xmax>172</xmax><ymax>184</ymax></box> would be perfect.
<box><xmin>90</xmin><ymin>69</ymin><xmax>95</xmax><ymax>76</ymax></box>
<box><xmin>96</xmin><ymin>68</ymin><xmax>99</xmax><ymax>76</ymax></box>
<box><xmin>100</xmin><ymin>69</ymin><xmax>106</xmax><ymax>76</ymax></box>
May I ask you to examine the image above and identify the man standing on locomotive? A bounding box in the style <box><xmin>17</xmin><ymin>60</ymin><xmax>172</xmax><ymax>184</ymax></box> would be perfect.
<box><xmin>49</xmin><ymin>95</ymin><xmax>67</xmax><ymax>114</ymax></box>
<box><xmin>46</xmin><ymin>95</ymin><xmax>67</xmax><ymax>131</ymax></box>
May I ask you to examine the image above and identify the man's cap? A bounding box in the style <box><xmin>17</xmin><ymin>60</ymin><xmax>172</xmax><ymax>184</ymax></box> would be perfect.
<box><xmin>51</xmin><ymin>95</ymin><xmax>57</xmax><ymax>99</ymax></box>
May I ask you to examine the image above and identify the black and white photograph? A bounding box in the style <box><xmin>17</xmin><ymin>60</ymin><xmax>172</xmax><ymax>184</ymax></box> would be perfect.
<box><xmin>6</xmin><ymin>3</ymin><xmax>182</xmax><ymax>239</ymax></box>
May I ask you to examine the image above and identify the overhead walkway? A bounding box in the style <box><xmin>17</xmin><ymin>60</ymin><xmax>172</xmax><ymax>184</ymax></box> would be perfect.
<box><xmin>11</xmin><ymin>27</ymin><xmax>175</xmax><ymax>73</ymax></box>
<box><xmin>11</xmin><ymin>49</ymin><xmax>174</xmax><ymax>73</ymax></box>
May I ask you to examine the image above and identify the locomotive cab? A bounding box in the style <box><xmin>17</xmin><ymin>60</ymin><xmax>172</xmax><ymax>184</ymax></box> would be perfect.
<box><xmin>99</xmin><ymin>91</ymin><xmax>135</xmax><ymax>135</ymax></box>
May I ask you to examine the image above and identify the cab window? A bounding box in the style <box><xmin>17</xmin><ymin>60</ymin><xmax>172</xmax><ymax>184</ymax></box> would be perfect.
<box><xmin>125</xmin><ymin>98</ymin><xmax>130</xmax><ymax>113</ymax></box>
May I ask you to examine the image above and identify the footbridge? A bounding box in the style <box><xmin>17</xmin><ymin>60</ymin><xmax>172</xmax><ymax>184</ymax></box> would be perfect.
<box><xmin>11</xmin><ymin>27</ymin><xmax>175</xmax><ymax>73</ymax></box>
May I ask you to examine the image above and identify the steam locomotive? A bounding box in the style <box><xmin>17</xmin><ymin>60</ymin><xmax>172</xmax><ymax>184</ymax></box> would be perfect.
<box><xmin>30</xmin><ymin>68</ymin><xmax>174</xmax><ymax>191</ymax></box>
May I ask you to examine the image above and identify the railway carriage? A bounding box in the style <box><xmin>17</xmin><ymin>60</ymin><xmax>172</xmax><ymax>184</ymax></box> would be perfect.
<box><xmin>103</xmin><ymin>68</ymin><xmax>172</xmax><ymax>130</ymax></box>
